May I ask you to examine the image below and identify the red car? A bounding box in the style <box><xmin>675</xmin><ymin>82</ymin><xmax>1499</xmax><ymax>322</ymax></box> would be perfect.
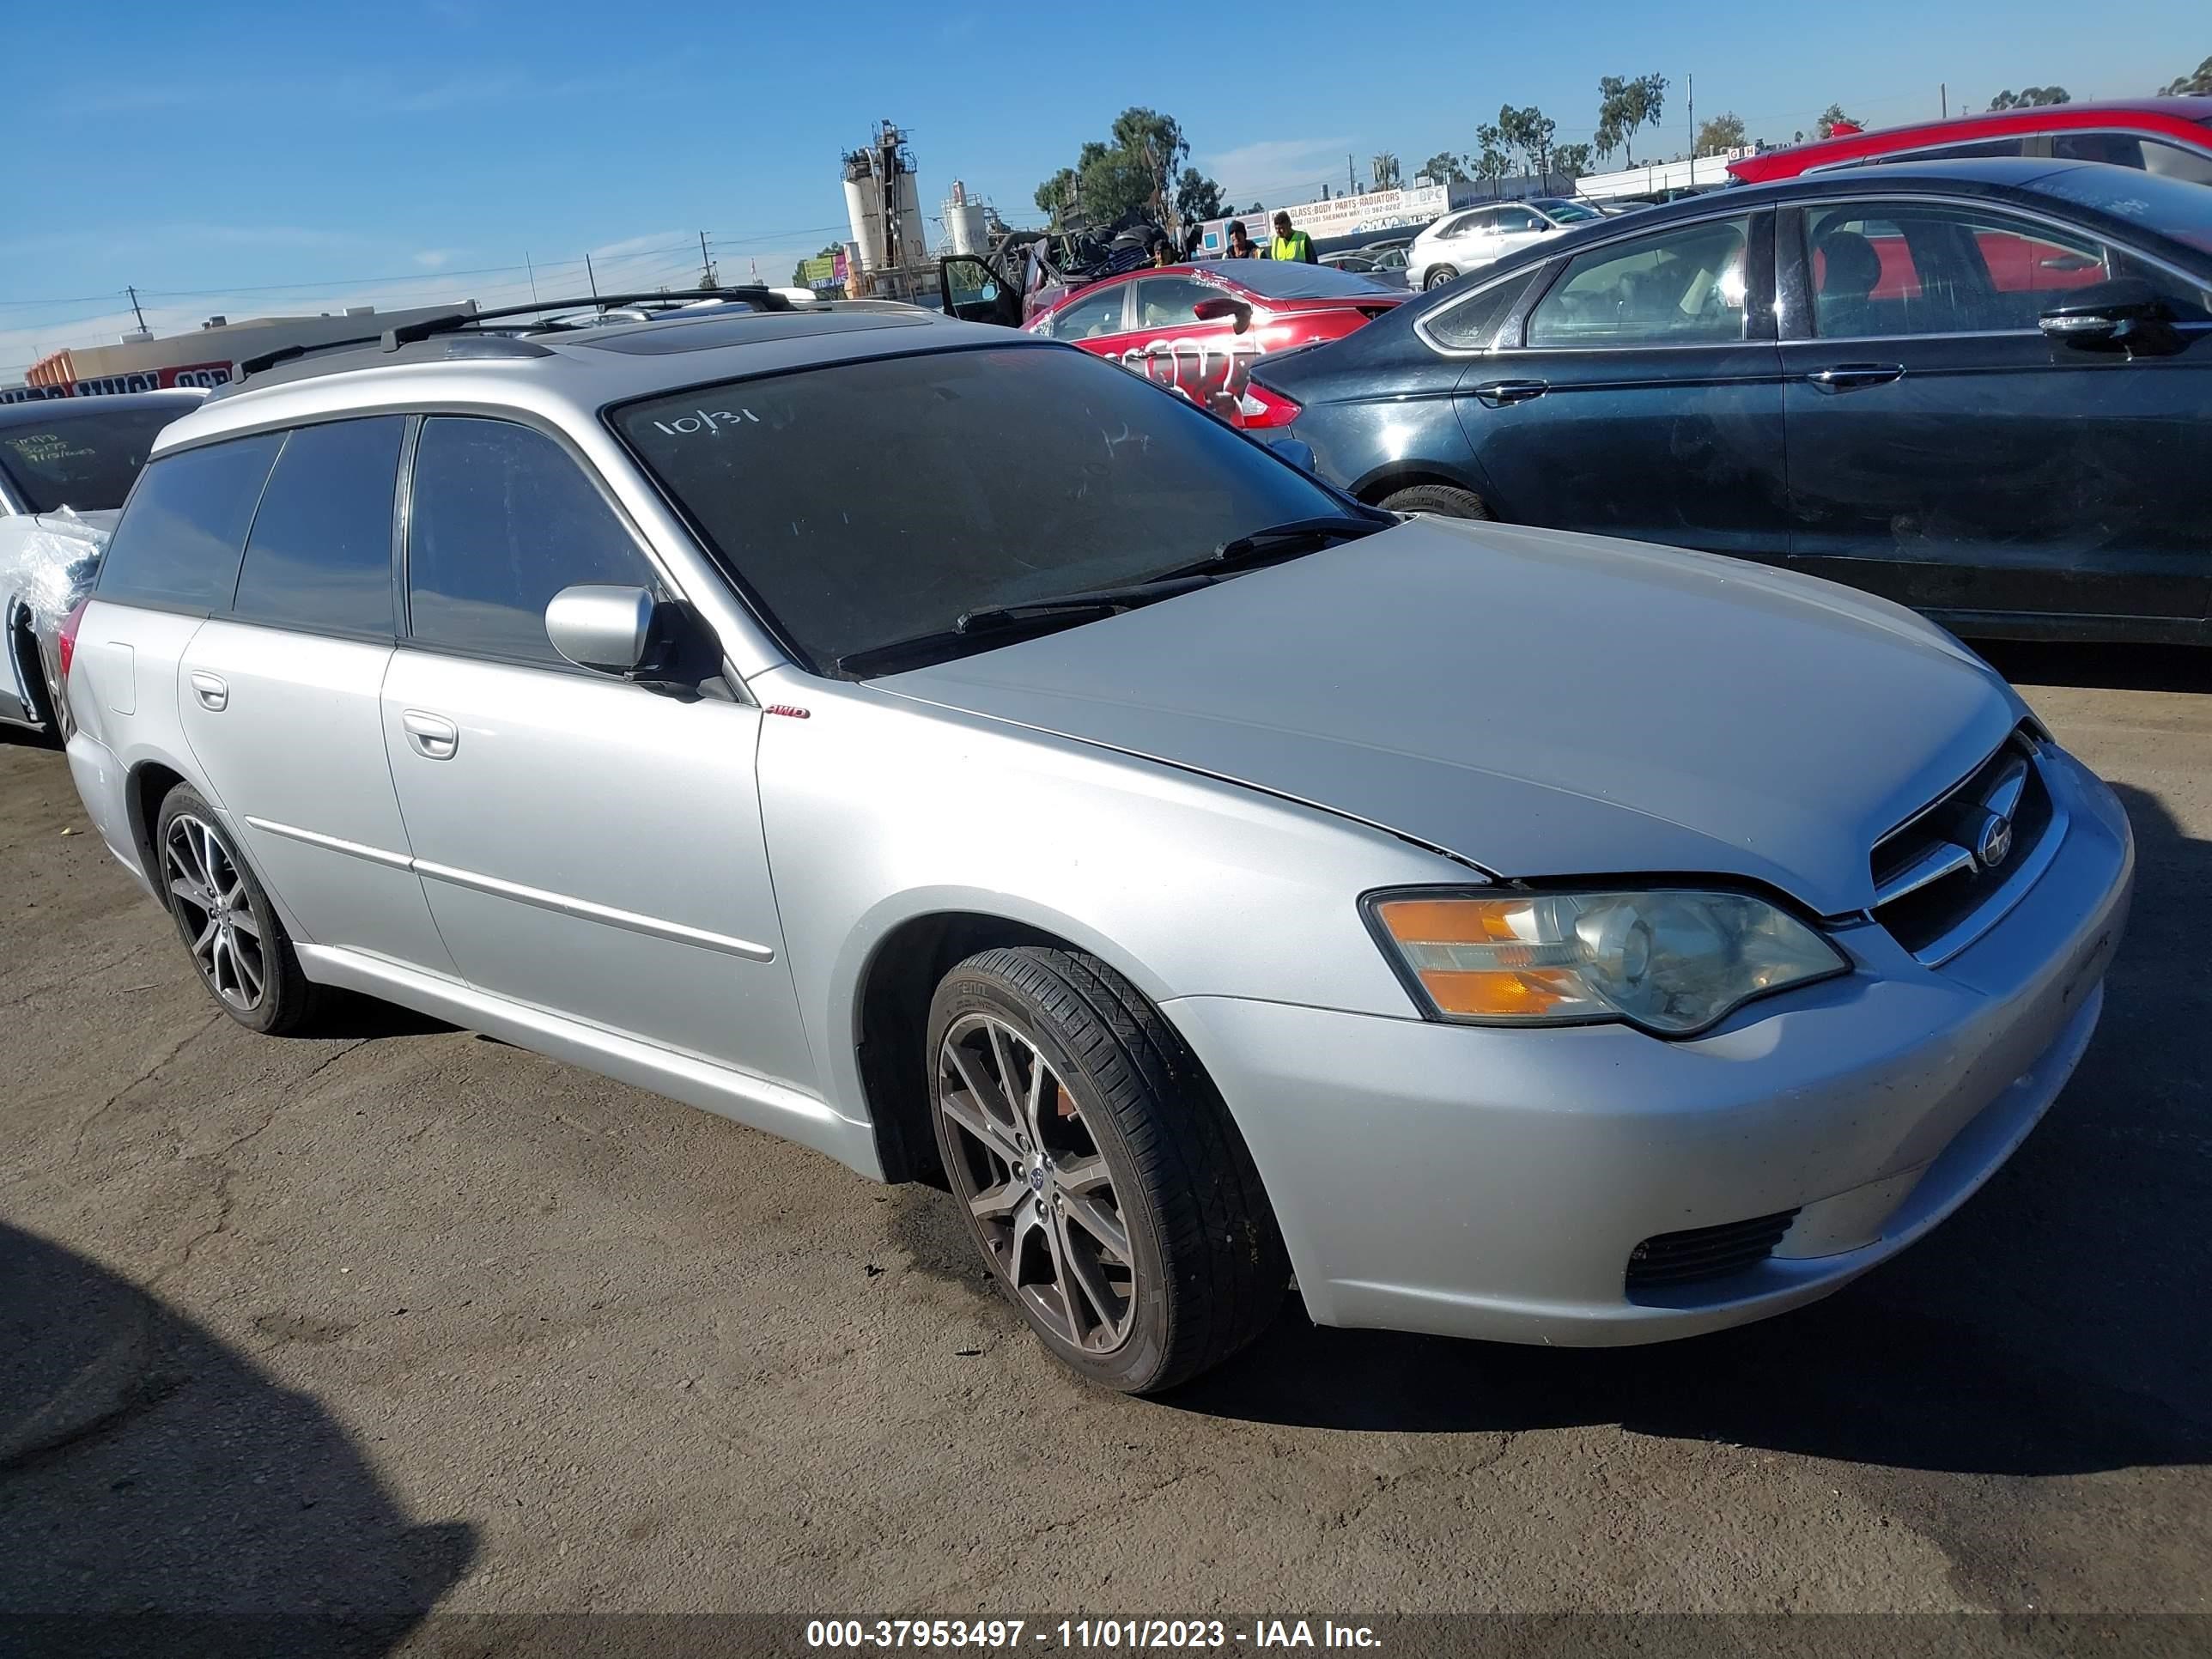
<box><xmin>1018</xmin><ymin>261</ymin><xmax>1405</xmax><ymax>425</ymax></box>
<box><xmin>1729</xmin><ymin>97</ymin><xmax>2212</xmax><ymax>188</ymax></box>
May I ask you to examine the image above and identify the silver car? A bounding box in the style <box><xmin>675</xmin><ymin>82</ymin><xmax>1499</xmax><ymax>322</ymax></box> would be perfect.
<box><xmin>61</xmin><ymin>303</ymin><xmax>2133</xmax><ymax>1393</ymax></box>
<box><xmin>1409</xmin><ymin>197</ymin><xmax>1608</xmax><ymax>290</ymax></box>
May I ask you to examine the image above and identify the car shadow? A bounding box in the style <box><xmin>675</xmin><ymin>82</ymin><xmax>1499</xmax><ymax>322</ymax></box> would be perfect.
<box><xmin>1978</xmin><ymin>640</ymin><xmax>2212</xmax><ymax>695</ymax></box>
<box><xmin>1163</xmin><ymin>782</ymin><xmax>2211</xmax><ymax>1479</ymax></box>
<box><xmin>0</xmin><ymin>1221</ymin><xmax>474</xmax><ymax>1652</ymax></box>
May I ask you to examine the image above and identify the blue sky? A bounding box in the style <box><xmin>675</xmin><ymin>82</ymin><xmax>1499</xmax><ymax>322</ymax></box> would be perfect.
<box><xmin>2</xmin><ymin>0</ymin><xmax>2202</xmax><ymax>374</ymax></box>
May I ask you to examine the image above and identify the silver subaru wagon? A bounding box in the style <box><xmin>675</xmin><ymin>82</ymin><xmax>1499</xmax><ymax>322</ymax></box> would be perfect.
<box><xmin>58</xmin><ymin>295</ymin><xmax>2133</xmax><ymax>1393</ymax></box>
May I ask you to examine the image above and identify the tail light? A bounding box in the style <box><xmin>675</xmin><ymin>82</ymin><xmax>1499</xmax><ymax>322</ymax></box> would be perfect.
<box><xmin>1235</xmin><ymin>381</ymin><xmax>1303</xmax><ymax>429</ymax></box>
<box><xmin>57</xmin><ymin>597</ymin><xmax>90</xmax><ymax>680</ymax></box>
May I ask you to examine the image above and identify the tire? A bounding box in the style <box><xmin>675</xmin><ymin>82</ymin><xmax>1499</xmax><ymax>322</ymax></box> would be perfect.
<box><xmin>9</xmin><ymin>617</ymin><xmax>60</xmax><ymax>747</ymax></box>
<box><xmin>1380</xmin><ymin>483</ymin><xmax>1492</xmax><ymax>520</ymax></box>
<box><xmin>1423</xmin><ymin>264</ymin><xmax>1460</xmax><ymax>290</ymax></box>
<box><xmin>927</xmin><ymin>946</ymin><xmax>1287</xmax><ymax>1394</ymax></box>
<box><xmin>154</xmin><ymin>784</ymin><xmax>325</xmax><ymax>1036</ymax></box>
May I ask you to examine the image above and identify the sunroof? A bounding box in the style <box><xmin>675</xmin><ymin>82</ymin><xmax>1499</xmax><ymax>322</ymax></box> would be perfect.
<box><xmin>574</xmin><ymin>311</ymin><xmax>937</xmax><ymax>355</ymax></box>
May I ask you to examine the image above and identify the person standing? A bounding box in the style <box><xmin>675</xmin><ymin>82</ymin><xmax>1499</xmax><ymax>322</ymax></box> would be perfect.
<box><xmin>1224</xmin><ymin>219</ymin><xmax>1259</xmax><ymax>259</ymax></box>
<box><xmin>1269</xmin><ymin>210</ymin><xmax>1316</xmax><ymax>264</ymax></box>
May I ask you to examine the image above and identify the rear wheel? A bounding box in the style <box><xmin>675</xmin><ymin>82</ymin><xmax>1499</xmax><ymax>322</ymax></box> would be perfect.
<box><xmin>155</xmin><ymin>785</ymin><xmax>325</xmax><ymax>1036</ymax></box>
<box><xmin>928</xmin><ymin>946</ymin><xmax>1287</xmax><ymax>1394</ymax></box>
<box><xmin>1423</xmin><ymin>264</ymin><xmax>1460</xmax><ymax>290</ymax></box>
<box><xmin>1380</xmin><ymin>483</ymin><xmax>1492</xmax><ymax>520</ymax></box>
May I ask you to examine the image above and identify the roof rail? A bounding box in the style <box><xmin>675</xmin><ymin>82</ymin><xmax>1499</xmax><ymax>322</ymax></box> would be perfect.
<box><xmin>233</xmin><ymin>286</ymin><xmax>818</xmax><ymax>382</ymax></box>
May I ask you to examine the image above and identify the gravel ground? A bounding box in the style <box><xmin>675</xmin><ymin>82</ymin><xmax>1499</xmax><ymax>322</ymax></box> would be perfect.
<box><xmin>2</xmin><ymin>642</ymin><xmax>2206</xmax><ymax>1648</ymax></box>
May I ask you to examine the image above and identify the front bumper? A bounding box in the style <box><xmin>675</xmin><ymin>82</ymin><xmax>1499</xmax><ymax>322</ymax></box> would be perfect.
<box><xmin>1164</xmin><ymin>744</ymin><xmax>2134</xmax><ymax>1346</ymax></box>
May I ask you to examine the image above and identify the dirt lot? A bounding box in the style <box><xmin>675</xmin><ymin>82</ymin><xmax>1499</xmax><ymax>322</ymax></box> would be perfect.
<box><xmin>3</xmin><ymin>643</ymin><xmax>2208</xmax><ymax>1645</ymax></box>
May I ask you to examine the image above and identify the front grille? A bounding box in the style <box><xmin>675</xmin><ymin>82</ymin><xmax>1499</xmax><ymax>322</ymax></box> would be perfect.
<box><xmin>1626</xmin><ymin>1209</ymin><xmax>1799</xmax><ymax>1292</ymax></box>
<box><xmin>1869</xmin><ymin>726</ymin><xmax>2051</xmax><ymax>958</ymax></box>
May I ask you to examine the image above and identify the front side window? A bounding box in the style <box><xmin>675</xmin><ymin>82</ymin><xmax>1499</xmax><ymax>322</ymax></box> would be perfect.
<box><xmin>96</xmin><ymin>434</ymin><xmax>282</xmax><ymax>611</ymax></box>
<box><xmin>1133</xmin><ymin>276</ymin><xmax>1225</xmax><ymax>330</ymax></box>
<box><xmin>1525</xmin><ymin>216</ymin><xmax>1751</xmax><ymax>348</ymax></box>
<box><xmin>1037</xmin><ymin>284</ymin><xmax>1128</xmax><ymax>340</ymax></box>
<box><xmin>407</xmin><ymin>417</ymin><xmax>659</xmax><ymax>665</ymax></box>
<box><xmin>1805</xmin><ymin>203</ymin><xmax>2124</xmax><ymax>337</ymax></box>
<box><xmin>613</xmin><ymin>345</ymin><xmax>1348</xmax><ymax>674</ymax></box>
<box><xmin>231</xmin><ymin>416</ymin><xmax>404</xmax><ymax>635</ymax></box>
<box><xmin>0</xmin><ymin>404</ymin><xmax>186</xmax><ymax>514</ymax></box>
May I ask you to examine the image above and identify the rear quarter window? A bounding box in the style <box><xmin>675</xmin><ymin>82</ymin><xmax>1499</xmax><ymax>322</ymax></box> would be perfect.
<box><xmin>230</xmin><ymin>416</ymin><xmax>404</xmax><ymax>635</ymax></box>
<box><xmin>96</xmin><ymin>434</ymin><xmax>283</xmax><ymax>612</ymax></box>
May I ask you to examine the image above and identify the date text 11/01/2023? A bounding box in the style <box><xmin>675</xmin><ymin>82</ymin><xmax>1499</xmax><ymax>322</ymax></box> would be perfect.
<box><xmin>805</xmin><ymin>1620</ymin><xmax>1382</xmax><ymax>1650</ymax></box>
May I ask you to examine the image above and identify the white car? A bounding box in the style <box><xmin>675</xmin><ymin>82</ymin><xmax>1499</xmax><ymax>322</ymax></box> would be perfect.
<box><xmin>1409</xmin><ymin>197</ymin><xmax>1607</xmax><ymax>290</ymax></box>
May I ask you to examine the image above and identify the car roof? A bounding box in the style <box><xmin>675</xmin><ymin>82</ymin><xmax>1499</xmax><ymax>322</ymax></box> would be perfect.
<box><xmin>1729</xmin><ymin>96</ymin><xmax>2212</xmax><ymax>179</ymax></box>
<box><xmin>0</xmin><ymin>389</ymin><xmax>205</xmax><ymax>429</ymax></box>
<box><xmin>150</xmin><ymin>304</ymin><xmax>1024</xmax><ymax>456</ymax></box>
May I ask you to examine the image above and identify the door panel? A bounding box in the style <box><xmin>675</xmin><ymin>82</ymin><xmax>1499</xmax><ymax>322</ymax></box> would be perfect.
<box><xmin>379</xmin><ymin>652</ymin><xmax>813</xmax><ymax>1086</ymax></box>
<box><xmin>1782</xmin><ymin>199</ymin><xmax>2212</xmax><ymax>627</ymax></box>
<box><xmin>1458</xmin><ymin>213</ymin><xmax>1791</xmax><ymax>557</ymax></box>
<box><xmin>179</xmin><ymin>622</ymin><xmax>455</xmax><ymax>971</ymax></box>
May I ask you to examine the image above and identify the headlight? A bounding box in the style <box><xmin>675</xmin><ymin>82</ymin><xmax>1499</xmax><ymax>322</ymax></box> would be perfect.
<box><xmin>1365</xmin><ymin>887</ymin><xmax>1847</xmax><ymax>1036</ymax></box>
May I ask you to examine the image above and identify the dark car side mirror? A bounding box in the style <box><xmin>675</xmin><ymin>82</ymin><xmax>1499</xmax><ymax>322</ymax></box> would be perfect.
<box><xmin>1192</xmin><ymin>296</ymin><xmax>1254</xmax><ymax>333</ymax></box>
<box><xmin>2039</xmin><ymin>277</ymin><xmax>2181</xmax><ymax>356</ymax></box>
<box><xmin>1265</xmin><ymin>437</ymin><xmax>1318</xmax><ymax>472</ymax></box>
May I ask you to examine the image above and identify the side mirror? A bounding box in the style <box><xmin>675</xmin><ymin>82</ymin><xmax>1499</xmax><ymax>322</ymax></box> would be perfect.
<box><xmin>2039</xmin><ymin>277</ymin><xmax>2179</xmax><ymax>355</ymax></box>
<box><xmin>546</xmin><ymin>584</ymin><xmax>659</xmax><ymax>676</ymax></box>
<box><xmin>1265</xmin><ymin>437</ymin><xmax>1318</xmax><ymax>472</ymax></box>
<box><xmin>1192</xmin><ymin>295</ymin><xmax>1255</xmax><ymax>333</ymax></box>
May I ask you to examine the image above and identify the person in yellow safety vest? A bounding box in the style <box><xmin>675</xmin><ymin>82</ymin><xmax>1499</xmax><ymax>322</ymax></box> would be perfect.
<box><xmin>1268</xmin><ymin>210</ymin><xmax>1317</xmax><ymax>263</ymax></box>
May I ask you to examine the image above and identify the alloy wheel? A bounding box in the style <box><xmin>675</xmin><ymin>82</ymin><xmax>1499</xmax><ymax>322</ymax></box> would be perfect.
<box><xmin>936</xmin><ymin>1012</ymin><xmax>1137</xmax><ymax>1353</ymax></box>
<box><xmin>164</xmin><ymin>813</ymin><xmax>265</xmax><ymax>1012</ymax></box>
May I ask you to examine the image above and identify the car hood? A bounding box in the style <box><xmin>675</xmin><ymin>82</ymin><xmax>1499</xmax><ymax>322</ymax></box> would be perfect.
<box><xmin>876</xmin><ymin>519</ymin><xmax>2025</xmax><ymax>916</ymax></box>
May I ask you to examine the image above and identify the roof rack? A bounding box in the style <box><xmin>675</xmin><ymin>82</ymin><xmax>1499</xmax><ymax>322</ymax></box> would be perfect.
<box><xmin>234</xmin><ymin>286</ymin><xmax>821</xmax><ymax>381</ymax></box>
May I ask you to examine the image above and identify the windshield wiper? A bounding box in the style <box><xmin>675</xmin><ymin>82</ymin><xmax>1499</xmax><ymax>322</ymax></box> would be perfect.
<box><xmin>1157</xmin><ymin>514</ymin><xmax>1389</xmax><ymax>580</ymax></box>
<box><xmin>955</xmin><ymin>574</ymin><xmax>1219</xmax><ymax>633</ymax></box>
<box><xmin>834</xmin><ymin>577</ymin><xmax>1215</xmax><ymax>679</ymax></box>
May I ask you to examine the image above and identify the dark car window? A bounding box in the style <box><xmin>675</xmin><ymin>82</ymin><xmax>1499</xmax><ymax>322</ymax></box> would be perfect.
<box><xmin>1525</xmin><ymin>216</ymin><xmax>1751</xmax><ymax>348</ymax></box>
<box><xmin>0</xmin><ymin>404</ymin><xmax>186</xmax><ymax>514</ymax></box>
<box><xmin>1806</xmin><ymin>204</ymin><xmax>2131</xmax><ymax>337</ymax></box>
<box><xmin>2027</xmin><ymin>160</ymin><xmax>2212</xmax><ymax>255</ymax></box>
<box><xmin>230</xmin><ymin>417</ymin><xmax>404</xmax><ymax>635</ymax></box>
<box><xmin>1133</xmin><ymin>276</ymin><xmax>1226</xmax><ymax>330</ymax></box>
<box><xmin>1422</xmin><ymin>269</ymin><xmax>1541</xmax><ymax>350</ymax></box>
<box><xmin>612</xmin><ymin>345</ymin><xmax>1349</xmax><ymax>674</ymax></box>
<box><xmin>407</xmin><ymin>417</ymin><xmax>659</xmax><ymax>665</ymax></box>
<box><xmin>1864</xmin><ymin>137</ymin><xmax>2030</xmax><ymax>167</ymax></box>
<box><xmin>1036</xmin><ymin>285</ymin><xmax>1127</xmax><ymax>340</ymax></box>
<box><xmin>95</xmin><ymin>434</ymin><xmax>283</xmax><ymax>612</ymax></box>
<box><xmin>1493</xmin><ymin>207</ymin><xmax>1543</xmax><ymax>233</ymax></box>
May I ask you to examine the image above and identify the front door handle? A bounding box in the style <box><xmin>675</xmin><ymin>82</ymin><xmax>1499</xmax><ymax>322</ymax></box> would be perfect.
<box><xmin>1471</xmin><ymin>378</ymin><xmax>1549</xmax><ymax>408</ymax></box>
<box><xmin>189</xmin><ymin>671</ymin><xmax>228</xmax><ymax>712</ymax></box>
<box><xmin>401</xmin><ymin>709</ymin><xmax>459</xmax><ymax>760</ymax></box>
<box><xmin>1806</xmin><ymin>362</ymin><xmax>1905</xmax><ymax>393</ymax></box>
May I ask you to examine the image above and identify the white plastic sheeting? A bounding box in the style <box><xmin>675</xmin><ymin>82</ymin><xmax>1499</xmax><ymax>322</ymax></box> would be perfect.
<box><xmin>0</xmin><ymin>506</ymin><xmax>107</xmax><ymax>635</ymax></box>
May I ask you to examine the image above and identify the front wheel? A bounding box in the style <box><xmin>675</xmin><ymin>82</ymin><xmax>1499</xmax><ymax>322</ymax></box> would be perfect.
<box><xmin>1423</xmin><ymin>264</ymin><xmax>1460</xmax><ymax>290</ymax></box>
<box><xmin>928</xmin><ymin>947</ymin><xmax>1287</xmax><ymax>1394</ymax></box>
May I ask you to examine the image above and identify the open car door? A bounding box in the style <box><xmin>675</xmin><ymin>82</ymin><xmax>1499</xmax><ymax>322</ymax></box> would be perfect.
<box><xmin>939</xmin><ymin>254</ymin><xmax>1024</xmax><ymax>327</ymax></box>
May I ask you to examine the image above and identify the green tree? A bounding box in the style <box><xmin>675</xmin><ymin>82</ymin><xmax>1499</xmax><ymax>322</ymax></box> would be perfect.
<box><xmin>1595</xmin><ymin>72</ymin><xmax>1668</xmax><ymax>164</ymax></box>
<box><xmin>1472</xmin><ymin>122</ymin><xmax>1512</xmax><ymax>197</ymax></box>
<box><xmin>1553</xmin><ymin>143</ymin><xmax>1594</xmax><ymax>180</ymax></box>
<box><xmin>2162</xmin><ymin>55</ymin><xmax>2212</xmax><ymax>95</ymax></box>
<box><xmin>1371</xmin><ymin>152</ymin><xmax>1401</xmax><ymax>189</ymax></box>
<box><xmin>1988</xmin><ymin>86</ymin><xmax>2071</xmax><ymax>109</ymax></box>
<box><xmin>1175</xmin><ymin>167</ymin><xmax>1224</xmax><ymax>224</ymax></box>
<box><xmin>1814</xmin><ymin>103</ymin><xmax>1858</xmax><ymax>138</ymax></box>
<box><xmin>1695</xmin><ymin>112</ymin><xmax>1747</xmax><ymax>155</ymax></box>
<box><xmin>1034</xmin><ymin>167</ymin><xmax>1079</xmax><ymax>222</ymax></box>
<box><xmin>1035</xmin><ymin>107</ymin><xmax>1212</xmax><ymax>230</ymax></box>
<box><xmin>1419</xmin><ymin>151</ymin><xmax>1469</xmax><ymax>185</ymax></box>
<box><xmin>1498</xmin><ymin>105</ymin><xmax>1558</xmax><ymax>182</ymax></box>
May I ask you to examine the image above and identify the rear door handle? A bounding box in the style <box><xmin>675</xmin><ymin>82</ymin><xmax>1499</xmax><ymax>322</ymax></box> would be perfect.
<box><xmin>1805</xmin><ymin>362</ymin><xmax>1905</xmax><ymax>392</ymax></box>
<box><xmin>189</xmin><ymin>671</ymin><xmax>228</xmax><ymax>712</ymax></box>
<box><xmin>1471</xmin><ymin>379</ymin><xmax>1549</xmax><ymax>408</ymax></box>
<box><xmin>401</xmin><ymin>709</ymin><xmax>459</xmax><ymax>760</ymax></box>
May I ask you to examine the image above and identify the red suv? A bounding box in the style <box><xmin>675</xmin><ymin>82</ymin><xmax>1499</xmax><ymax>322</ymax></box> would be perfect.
<box><xmin>1016</xmin><ymin>261</ymin><xmax>1403</xmax><ymax>425</ymax></box>
<box><xmin>1729</xmin><ymin>97</ymin><xmax>2212</xmax><ymax>188</ymax></box>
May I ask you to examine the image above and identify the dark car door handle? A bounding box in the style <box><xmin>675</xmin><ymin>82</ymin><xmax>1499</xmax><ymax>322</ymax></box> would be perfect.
<box><xmin>1805</xmin><ymin>363</ymin><xmax>1905</xmax><ymax>393</ymax></box>
<box><xmin>1471</xmin><ymin>379</ymin><xmax>1549</xmax><ymax>408</ymax></box>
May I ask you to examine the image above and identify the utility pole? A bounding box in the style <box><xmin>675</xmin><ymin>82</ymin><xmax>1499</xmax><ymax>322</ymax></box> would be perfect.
<box><xmin>698</xmin><ymin>230</ymin><xmax>719</xmax><ymax>289</ymax></box>
<box><xmin>125</xmin><ymin>285</ymin><xmax>147</xmax><ymax>332</ymax></box>
<box><xmin>1347</xmin><ymin>154</ymin><xmax>1355</xmax><ymax>193</ymax></box>
<box><xmin>585</xmin><ymin>253</ymin><xmax>599</xmax><ymax>301</ymax></box>
<box><xmin>1941</xmin><ymin>82</ymin><xmax>1948</xmax><ymax>118</ymax></box>
<box><xmin>1686</xmin><ymin>71</ymin><xmax>1695</xmax><ymax>185</ymax></box>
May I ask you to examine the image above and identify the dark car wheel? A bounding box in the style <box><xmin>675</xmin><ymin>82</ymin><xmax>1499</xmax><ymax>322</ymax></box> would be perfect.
<box><xmin>1381</xmin><ymin>483</ymin><xmax>1492</xmax><ymax>520</ymax></box>
<box><xmin>9</xmin><ymin>616</ymin><xmax>60</xmax><ymax>746</ymax></box>
<box><xmin>155</xmin><ymin>784</ymin><xmax>325</xmax><ymax>1036</ymax></box>
<box><xmin>1423</xmin><ymin>265</ymin><xmax>1460</xmax><ymax>290</ymax></box>
<box><xmin>927</xmin><ymin>946</ymin><xmax>1287</xmax><ymax>1394</ymax></box>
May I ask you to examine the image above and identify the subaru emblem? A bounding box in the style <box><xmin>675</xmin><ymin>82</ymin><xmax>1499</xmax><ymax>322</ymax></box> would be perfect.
<box><xmin>1977</xmin><ymin>813</ymin><xmax>2014</xmax><ymax>872</ymax></box>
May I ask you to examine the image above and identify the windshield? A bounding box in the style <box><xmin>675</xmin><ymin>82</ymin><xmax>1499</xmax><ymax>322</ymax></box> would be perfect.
<box><xmin>1224</xmin><ymin>261</ymin><xmax>1398</xmax><ymax>299</ymax></box>
<box><xmin>1536</xmin><ymin>200</ymin><xmax>1604</xmax><ymax>223</ymax></box>
<box><xmin>0</xmin><ymin>404</ymin><xmax>180</xmax><ymax>514</ymax></box>
<box><xmin>2028</xmin><ymin>161</ymin><xmax>2212</xmax><ymax>254</ymax></box>
<box><xmin>613</xmin><ymin>345</ymin><xmax>1349</xmax><ymax>674</ymax></box>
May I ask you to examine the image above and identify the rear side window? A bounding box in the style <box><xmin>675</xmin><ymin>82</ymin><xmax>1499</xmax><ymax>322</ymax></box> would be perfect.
<box><xmin>231</xmin><ymin>417</ymin><xmax>404</xmax><ymax>635</ymax></box>
<box><xmin>406</xmin><ymin>416</ymin><xmax>659</xmax><ymax>665</ymax></box>
<box><xmin>96</xmin><ymin>434</ymin><xmax>282</xmax><ymax>612</ymax></box>
<box><xmin>1422</xmin><ymin>269</ymin><xmax>1540</xmax><ymax>350</ymax></box>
